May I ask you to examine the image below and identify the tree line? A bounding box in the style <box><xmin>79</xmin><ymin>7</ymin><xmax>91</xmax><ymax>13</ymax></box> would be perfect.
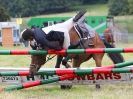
<box><xmin>108</xmin><ymin>0</ymin><xmax>133</xmax><ymax>16</ymax></box>
<box><xmin>0</xmin><ymin>0</ymin><xmax>132</xmax><ymax>21</ymax></box>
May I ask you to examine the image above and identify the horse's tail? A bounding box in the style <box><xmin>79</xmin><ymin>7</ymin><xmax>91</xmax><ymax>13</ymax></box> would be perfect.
<box><xmin>103</xmin><ymin>40</ymin><xmax>125</xmax><ymax>64</ymax></box>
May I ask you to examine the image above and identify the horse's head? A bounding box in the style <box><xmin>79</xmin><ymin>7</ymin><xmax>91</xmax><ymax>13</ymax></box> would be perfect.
<box><xmin>104</xmin><ymin>28</ymin><xmax>115</xmax><ymax>45</ymax></box>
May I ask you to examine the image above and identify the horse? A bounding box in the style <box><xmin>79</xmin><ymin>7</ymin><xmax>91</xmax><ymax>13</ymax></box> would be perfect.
<box><xmin>29</xmin><ymin>26</ymin><xmax>126</xmax><ymax>88</ymax></box>
<box><xmin>29</xmin><ymin>24</ymin><xmax>105</xmax><ymax>89</ymax></box>
<box><xmin>25</xmin><ymin>13</ymin><xmax>124</xmax><ymax>89</ymax></box>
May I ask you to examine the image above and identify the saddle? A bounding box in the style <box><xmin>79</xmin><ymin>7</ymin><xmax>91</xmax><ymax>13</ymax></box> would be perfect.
<box><xmin>74</xmin><ymin>22</ymin><xmax>94</xmax><ymax>46</ymax></box>
<box><xmin>73</xmin><ymin>10</ymin><xmax>94</xmax><ymax>46</ymax></box>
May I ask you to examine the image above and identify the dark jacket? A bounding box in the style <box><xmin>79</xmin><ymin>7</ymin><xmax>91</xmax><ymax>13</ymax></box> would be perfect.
<box><xmin>33</xmin><ymin>28</ymin><xmax>63</xmax><ymax>50</ymax></box>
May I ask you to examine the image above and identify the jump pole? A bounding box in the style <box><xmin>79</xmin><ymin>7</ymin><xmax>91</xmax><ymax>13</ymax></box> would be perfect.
<box><xmin>0</xmin><ymin>48</ymin><xmax>133</xmax><ymax>55</ymax></box>
<box><xmin>1</xmin><ymin>67</ymin><xmax>133</xmax><ymax>91</ymax></box>
<box><xmin>0</xmin><ymin>61</ymin><xmax>133</xmax><ymax>76</ymax></box>
<box><xmin>0</xmin><ymin>74</ymin><xmax>76</xmax><ymax>91</ymax></box>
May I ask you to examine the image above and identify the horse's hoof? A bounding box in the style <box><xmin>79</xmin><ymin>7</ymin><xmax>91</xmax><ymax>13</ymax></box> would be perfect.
<box><xmin>60</xmin><ymin>85</ymin><xmax>67</xmax><ymax>89</ymax></box>
<box><xmin>96</xmin><ymin>84</ymin><xmax>101</xmax><ymax>89</ymax></box>
<box><xmin>60</xmin><ymin>85</ymin><xmax>72</xmax><ymax>89</ymax></box>
<box><xmin>29</xmin><ymin>70</ymin><xmax>37</xmax><ymax>76</ymax></box>
<box><xmin>60</xmin><ymin>85</ymin><xmax>72</xmax><ymax>90</ymax></box>
<box><xmin>66</xmin><ymin>85</ymin><xmax>72</xmax><ymax>89</ymax></box>
<box><xmin>29</xmin><ymin>66</ymin><xmax>37</xmax><ymax>76</ymax></box>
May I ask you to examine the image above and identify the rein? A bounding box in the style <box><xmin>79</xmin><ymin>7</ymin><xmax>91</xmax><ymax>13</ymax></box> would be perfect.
<box><xmin>45</xmin><ymin>55</ymin><xmax>56</xmax><ymax>64</ymax></box>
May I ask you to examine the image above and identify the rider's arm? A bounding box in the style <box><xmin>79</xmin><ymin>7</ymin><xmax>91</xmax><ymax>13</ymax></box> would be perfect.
<box><xmin>33</xmin><ymin>28</ymin><xmax>62</xmax><ymax>50</ymax></box>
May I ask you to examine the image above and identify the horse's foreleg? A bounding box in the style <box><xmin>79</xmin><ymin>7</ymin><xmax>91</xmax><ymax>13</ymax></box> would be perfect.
<box><xmin>93</xmin><ymin>54</ymin><xmax>104</xmax><ymax>67</ymax></box>
<box><xmin>55</xmin><ymin>55</ymin><xmax>63</xmax><ymax>68</ymax></box>
<box><xmin>93</xmin><ymin>53</ymin><xmax>104</xmax><ymax>89</ymax></box>
<box><xmin>30</xmin><ymin>55</ymin><xmax>46</xmax><ymax>76</ymax></box>
<box><xmin>72</xmin><ymin>57</ymin><xmax>82</xmax><ymax>68</ymax></box>
<box><xmin>29</xmin><ymin>64</ymin><xmax>42</xmax><ymax>77</ymax></box>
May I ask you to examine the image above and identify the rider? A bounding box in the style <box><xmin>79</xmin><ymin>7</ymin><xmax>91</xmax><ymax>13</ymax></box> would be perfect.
<box><xmin>104</xmin><ymin>28</ymin><xmax>115</xmax><ymax>45</ymax></box>
<box><xmin>21</xmin><ymin>28</ymin><xmax>63</xmax><ymax>50</ymax></box>
<box><xmin>100</xmin><ymin>28</ymin><xmax>115</xmax><ymax>48</ymax></box>
<box><xmin>21</xmin><ymin>10</ymin><xmax>95</xmax><ymax>50</ymax></box>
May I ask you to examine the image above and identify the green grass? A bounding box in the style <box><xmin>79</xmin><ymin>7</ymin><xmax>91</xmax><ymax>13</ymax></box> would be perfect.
<box><xmin>0</xmin><ymin>43</ymin><xmax>133</xmax><ymax>99</ymax></box>
<box><xmin>1</xmin><ymin>85</ymin><xmax>133</xmax><ymax>99</ymax></box>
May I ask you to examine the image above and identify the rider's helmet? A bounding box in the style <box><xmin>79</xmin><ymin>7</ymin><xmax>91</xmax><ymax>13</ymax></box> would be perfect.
<box><xmin>21</xmin><ymin>29</ymin><xmax>34</xmax><ymax>41</ymax></box>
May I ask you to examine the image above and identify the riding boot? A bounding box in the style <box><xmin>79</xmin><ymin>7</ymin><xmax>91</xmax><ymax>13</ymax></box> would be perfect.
<box><xmin>73</xmin><ymin>10</ymin><xmax>87</xmax><ymax>22</ymax></box>
<box><xmin>29</xmin><ymin>64</ymin><xmax>38</xmax><ymax>77</ymax></box>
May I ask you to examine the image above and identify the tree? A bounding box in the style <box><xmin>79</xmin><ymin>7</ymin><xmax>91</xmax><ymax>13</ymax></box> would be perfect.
<box><xmin>0</xmin><ymin>5</ymin><xmax>10</xmax><ymax>21</ymax></box>
<box><xmin>83</xmin><ymin>0</ymin><xmax>108</xmax><ymax>4</ymax></box>
<box><xmin>0</xmin><ymin>0</ymin><xmax>82</xmax><ymax>17</ymax></box>
<box><xmin>108</xmin><ymin>0</ymin><xmax>129</xmax><ymax>16</ymax></box>
<box><xmin>128</xmin><ymin>0</ymin><xmax>133</xmax><ymax>14</ymax></box>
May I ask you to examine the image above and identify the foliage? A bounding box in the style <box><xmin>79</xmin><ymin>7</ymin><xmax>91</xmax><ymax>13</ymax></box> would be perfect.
<box><xmin>82</xmin><ymin>0</ymin><xmax>108</xmax><ymax>4</ymax></box>
<box><xmin>0</xmin><ymin>0</ymin><xmax>132</xmax><ymax>18</ymax></box>
<box><xmin>0</xmin><ymin>0</ymin><xmax>81</xmax><ymax>17</ymax></box>
<box><xmin>0</xmin><ymin>4</ymin><xmax>10</xmax><ymax>21</ymax></box>
<box><xmin>0</xmin><ymin>0</ymin><xmax>109</xmax><ymax>17</ymax></box>
<box><xmin>108</xmin><ymin>0</ymin><xmax>129</xmax><ymax>16</ymax></box>
<box><xmin>128</xmin><ymin>0</ymin><xmax>133</xmax><ymax>14</ymax></box>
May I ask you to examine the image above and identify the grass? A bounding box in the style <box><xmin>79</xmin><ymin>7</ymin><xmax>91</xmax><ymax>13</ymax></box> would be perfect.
<box><xmin>1</xmin><ymin>85</ymin><xmax>133</xmax><ymax>99</ymax></box>
<box><xmin>0</xmin><ymin>43</ymin><xmax>133</xmax><ymax>99</ymax></box>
